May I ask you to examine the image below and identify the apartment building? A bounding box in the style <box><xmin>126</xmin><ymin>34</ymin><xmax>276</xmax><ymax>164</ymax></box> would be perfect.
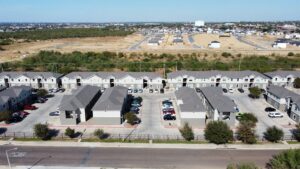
<box><xmin>265</xmin><ymin>71</ymin><xmax>300</xmax><ymax>87</ymax></box>
<box><xmin>199</xmin><ymin>87</ymin><xmax>237</xmax><ymax>127</ymax></box>
<box><xmin>266</xmin><ymin>85</ymin><xmax>300</xmax><ymax>123</ymax></box>
<box><xmin>61</xmin><ymin>72</ymin><xmax>165</xmax><ymax>90</ymax></box>
<box><xmin>0</xmin><ymin>86</ymin><xmax>32</xmax><ymax>112</ymax></box>
<box><xmin>175</xmin><ymin>87</ymin><xmax>206</xmax><ymax>128</ymax></box>
<box><xmin>0</xmin><ymin>72</ymin><xmax>63</xmax><ymax>90</ymax></box>
<box><xmin>92</xmin><ymin>86</ymin><xmax>130</xmax><ymax>125</ymax></box>
<box><xmin>167</xmin><ymin>70</ymin><xmax>269</xmax><ymax>90</ymax></box>
<box><xmin>59</xmin><ymin>85</ymin><xmax>101</xmax><ymax>125</ymax></box>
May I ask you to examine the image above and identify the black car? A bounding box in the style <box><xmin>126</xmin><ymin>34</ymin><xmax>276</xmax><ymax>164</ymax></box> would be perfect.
<box><xmin>149</xmin><ymin>89</ymin><xmax>154</xmax><ymax>93</ymax></box>
<box><xmin>195</xmin><ymin>88</ymin><xmax>201</xmax><ymax>93</ymax></box>
<box><xmin>222</xmin><ymin>88</ymin><xmax>228</xmax><ymax>93</ymax></box>
<box><xmin>163</xmin><ymin>114</ymin><xmax>176</xmax><ymax>121</ymax></box>
<box><xmin>265</xmin><ymin>107</ymin><xmax>276</xmax><ymax>112</ymax></box>
<box><xmin>238</xmin><ymin>88</ymin><xmax>244</xmax><ymax>93</ymax></box>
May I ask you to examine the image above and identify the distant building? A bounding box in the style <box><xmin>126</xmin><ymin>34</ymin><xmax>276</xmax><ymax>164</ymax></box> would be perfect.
<box><xmin>264</xmin><ymin>71</ymin><xmax>300</xmax><ymax>87</ymax></box>
<box><xmin>273</xmin><ymin>40</ymin><xmax>288</xmax><ymax>49</ymax></box>
<box><xmin>209</xmin><ymin>41</ymin><xmax>221</xmax><ymax>49</ymax></box>
<box><xmin>195</xmin><ymin>20</ymin><xmax>205</xmax><ymax>27</ymax></box>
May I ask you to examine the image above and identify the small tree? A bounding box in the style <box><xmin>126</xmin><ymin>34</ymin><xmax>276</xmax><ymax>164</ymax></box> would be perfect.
<box><xmin>34</xmin><ymin>123</ymin><xmax>49</xmax><ymax>139</ymax></box>
<box><xmin>204</xmin><ymin>121</ymin><xmax>233</xmax><ymax>144</ymax></box>
<box><xmin>266</xmin><ymin>149</ymin><xmax>300</xmax><ymax>169</ymax></box>
<box><xmin>248</xmin><ymin>87</ymin><xmax>262</xmax><ymax>99</ymax></box>
<box><xmin>236</xmin><ymin>122</ymin><xmax>257</xmax><ymax>144</ymax></box>
<box><xmin>227</xmin><ymin>163</ymin><xmax>259</xmax><ymax>169</ymax></box>
<box><xmin>94</xmin><ymin>129</ymin><xmax>104</xmax><ymax>139</ymax></box>
<box><xmin>239</xmin><ymin>113</ymin><xmax>258</xmax><ymax>128</ymax></box>
<box><xmin>292</xmin><ymin>123</ymin><xmax>300</xmax><ymax>142</ymax></box>
<box><xmin>65</xmin><ymin>127</ymin><xmax>75</xmax><ymax>138</ymax></box>
<box><xmin>124</xmin><ymin>112</ymin><xmax>139</xmax><ymax>125</ymax></box>
<box><xmin>36</xmin><ymin>89</ymin><xmax>48</xmax><ymax>97</ymax></box>
<box><xmin>264</xmin><ymin>126</ymin><xmax>284</xmax><ymax>143</ymax></box>
<box><xmin>287</xmin><ymin>52</ymin><xmax>295</xmax><ymax>56</ymax></box>
<box><xmin>179</xmin><ymin>123</ymin><xmax>194</xmax><ymax>141</ymax></box>
<box><xmin>0</xmin><ymin>111</ymin><xmax>11</xmax><ymax>123</ymax></box>
<box><xmin>294</xmin><ymin>78</ymin><xmax>300</xmax><ymax>89</ymax></box>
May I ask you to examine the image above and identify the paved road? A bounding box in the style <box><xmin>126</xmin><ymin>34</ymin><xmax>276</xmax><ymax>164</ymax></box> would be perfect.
<box><xmin>128</xmin><ymin>35</ymin><xmax>149</xmax><ymax>51</ymax></box>
<box><xmin>6</xmin><ymin>93</ymin><xmax>64</xmax><ymax>133</ymax></box>
<box><xmin>235</xmin><ymin>36</ymin><xmax>266</xmax><ymax>50</ymax></box>
<box><xmin>0</xmin><ymin>145</ymin><xmax>281</xmax><ymax>169</ymax></box>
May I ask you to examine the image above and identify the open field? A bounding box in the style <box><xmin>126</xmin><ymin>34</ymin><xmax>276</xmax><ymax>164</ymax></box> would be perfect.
<box><xmin>1</xmin><ymin>33</ymin><xmax>300</xmax><ymax>63</ymax></box>
<box><xmin>0</xmin><ymin>34</ymin><xmax>144</xmax><ymax>62</ymax></box>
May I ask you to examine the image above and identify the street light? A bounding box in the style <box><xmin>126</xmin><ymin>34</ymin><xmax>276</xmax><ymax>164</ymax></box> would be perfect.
<box><xmin>6</xmin><ymin>147</ymin><xmax>18</xmax><ymax>169</ymax></box>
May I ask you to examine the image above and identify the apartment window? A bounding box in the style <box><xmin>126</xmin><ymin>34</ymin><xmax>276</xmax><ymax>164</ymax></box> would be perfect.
<box><xmin>237</xmin><ymin>78</ymin><xmax>239</xmax><ymax>82</ymax></box>
<box><xmin>211</xmin><ymin>79</ymin><xmax>214</xmax><ymax>82</ymax></box>
<box><xmin>65</xmin><ymin>111</ymin><xmax>73</xmax><ymax>119</ymax></box>
<box><xmin>18</xmin><ymin>79</ymin><xmax>20</xmax><ymax>82</ymax></box>
<box><xmin>293</xmin><ymin>115</ymin><xmax>297</xmax><ymax>120</ymax></box>
<box><xmin>245</xmin><ymin>79</ymin><xmax>248</xmax><ymax>82</ymax></box>
<box><xmin>33</xmin><ymin>79</ymin><xmax>35</xmax><ymax>81</ymax></box>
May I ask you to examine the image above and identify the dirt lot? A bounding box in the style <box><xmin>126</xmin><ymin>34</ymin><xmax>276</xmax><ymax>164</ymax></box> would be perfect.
<box><xmin>1</xmin><ymin>33</ymin><xmax>300</xmax><ymax>63</ymax></box>
<box><xmin>0</xmin><ymin>34</ymin><xmax>144</xmax><ymax>62</ymax></box>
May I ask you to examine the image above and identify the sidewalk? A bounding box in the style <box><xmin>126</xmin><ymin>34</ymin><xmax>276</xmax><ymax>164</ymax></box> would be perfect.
<box><xmin>0</xmin><ymin>166</ymin><xmax>142</xmax><ymax>169</ymax></box>
<box><xmin>0</xmin><ymin>140</ymin><xmax>299</xmax><ymax>150</ymax></box>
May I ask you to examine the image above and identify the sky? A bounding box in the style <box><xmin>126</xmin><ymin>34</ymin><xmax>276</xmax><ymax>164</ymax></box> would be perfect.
<box><xmin>0</xmin><ymin>0</ymin><xmax>299</xmax><ymax>23</ymax></box>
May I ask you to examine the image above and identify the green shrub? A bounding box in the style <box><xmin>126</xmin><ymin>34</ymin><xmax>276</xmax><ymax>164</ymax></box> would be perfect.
<box><xmin>239</xmin><ymin>113</ymin><xmax>258</xmax><ymax>127</ymax></box>
<box><xmin>36</xmin><ymin>89</ymin><xmax>48</xmax><ymax>97</ymax></box>
<box><xmin>0</xmin><ymin>111</ymin><xmax>11</xmax><ymax>123</ymax></box>
<box><xmin>124</xmin><ymin>112</ymin><xmax>139</xmax><ymax>125</ymax></box>
<box><xmin>65</xmin><ymin>127</ymin><xmax>75</xmax><ymax>138</ymax></box>
<box><xmin>248</xmin><ymin>87</ymin><xmax>262</xmax><ymax>99</ymax></box>
<box><xmin>293</xmin><ymin>123</ymin><xmax>300</xmax><ymax>142</ymax></box>
<box><xmin>34</xmin><ymin>123</ymin><xmax>49</xmax><ymax>139</ymax></box>
<box><xmin>179</xmin><ymin>123</ymin><xmax>194</xmax><ymax>141</ymax></box>
<box><xmin>266</xmin><ymin>149</ymin><xmax>300</xmax><ymax>169</ymax></box>
<box><xmin>287</xmin><ymin>52</ymin><xmax>295</xmax><ymax>56</ymax></box>
<box><xmin>264</xmin><ymin>126</ymin><xmax>284</xmax><ymax>143</ymax></box>
<box><xmin>227</xmin><ymin>163</ymin><xmax>259</xmax><ymax>169</ymax></box>
<box><xmin>94</xmin><ymin>129</ymin><xmax>104</xmax><ymax>139</ymax></box>
<box><xmin>294</xmin><ymin>78</ymin><xmax>300</xmax><ymax>89</ymax></box>
<box><xmin>204</xmin><ymin>121</ymin><xmax>233</xmax><ymax>144</ymax></box>
<box><xmin>237</xmin><ymin>122</ymin><xmax>257</xmax><ymax>144</ymax></box>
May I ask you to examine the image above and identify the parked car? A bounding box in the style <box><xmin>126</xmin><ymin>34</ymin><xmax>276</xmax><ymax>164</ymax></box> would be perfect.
<box><xmin>234</xmin><ymin>107</ymin><xmax>240</xmax><ymax>112</ymax></box>
<box><xmin>24</xmin><ymin>104</ymin><xmax>37</xmax><ymax>110</ymax></box>
<box><xmin>160</xmin><ymin>89</ymin><xmax>164</xmax><ymax>94</ymax></box>
<box><xmin>13</xmin><ymin>111</ymin><xmax>29</xmax><ymax>119</ymax></box>
<box><xmin>49</xmin><ymin>111</ymin><xmax>60</xmax><ymax>116</ymax></box>
<box><xmin>133</xmin><ymin>89</ymin><xmax>138</xmax><ymax>93</ymax></box>
<box><xmin>196</xmin><ymin>88</ymin><xmax>201</xmax><ymax>93</ymax></box>
<box><xmin>163</xmin><ymin>110</ymin><xmax>176</xmax><ymax>115</ymax></box>
<box><xmin>162</xmin><ymin>100</ymin><xmax>172</xmax><ymax>105</ymax></box>
<box><xmin>162</xmin><ymin>108</ymin><xmax>174</xmax><ymax>112</ymax></box>
<box><xmin>149</xmin><ymin>89</ymin><xmax>154</xmax><ymax>93</ymax></box>
<box><xmin>59</xmin><ymin>88</ymin><xmax>65</xmax><ymax>93</ymax></box>
<box><xmin>238</xmin><ymin>88</ymin><xmax>244</xmax><ymax>93</ymax></box>
<box><xmin>128</xmin><ymin>89</ymin><xmax>133</xmax><ymax>94</ymax></box>
<box><xmin>228</xmin><ymin>88</ymin><xmax>234</xmax><ymax>93</ymax></box>
<box><xmin>163</xmin><ymin>114</ymin><xmax>176</xmax><ymax>121</ymax></box>
<box><xmin>154</xmin><ymin>89</ymin><xmax>159</xmax><ymax>93</ymax></box>
<box><xmin>138</xmin><ymin>89</ymin><xmax>143</xmax><ymax>93</ymax></box>
<box><xmin>9</xmin><ymin>115</ymin><xmax>23</xmax><ymax>123</ymax></box>
<box><xmin>265</xmin><ymin>107</ymin><xmax>276</xmax><ymax>112</ymax></box>
<box><xmin>268</xmin><ymin>112</ymin><xmax>284</xmax><ymax>118</ymax></box>
<box><xmin>222</xmin><ymin>88</ymin><xmax>228</xmax><ymax>93</ymax></box>
<box><xmin>131</xmin><ymin>102</ymin><xmax>141</xmax><ymax>107</ymax></box>
<box><xmin>133</xmin><ymin>118</ymin><xmax>141</xmax><ymax>124</ymax></box>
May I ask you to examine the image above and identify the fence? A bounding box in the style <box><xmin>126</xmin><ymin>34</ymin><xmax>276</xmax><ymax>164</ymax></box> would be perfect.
<box><xmin>0</xmin><ymin>132</ymin><xmax>298</xmax><ymax>142</ymax></box>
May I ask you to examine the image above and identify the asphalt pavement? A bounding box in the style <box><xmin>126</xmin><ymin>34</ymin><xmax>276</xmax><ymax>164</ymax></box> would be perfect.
<box><xmin>0</xmin><ymin>145</ymin><xmax>282</xmax><ymax>169</ymax></box>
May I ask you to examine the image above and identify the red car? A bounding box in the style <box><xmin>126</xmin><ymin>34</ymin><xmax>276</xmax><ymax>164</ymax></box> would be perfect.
<box><xmin>24</xmin><ymin>105</ymin><xmax>37</xmax><ymax>110</ymax></box>
<box><xmin>163</xmin><ymin>110</ymin><xmax>176</xmax><ymax>115</ymax></box>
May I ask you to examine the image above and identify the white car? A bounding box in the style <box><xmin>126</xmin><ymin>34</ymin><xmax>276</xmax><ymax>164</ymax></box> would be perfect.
<box><xmin>268</xmin><ymin>112</ymin><xmax>284</xmax><ymax>118</ymax></box>
<box><xmin>228</xmin><ymin>88</ymin><xmax>234</xmax><ymax>93</ymax></box>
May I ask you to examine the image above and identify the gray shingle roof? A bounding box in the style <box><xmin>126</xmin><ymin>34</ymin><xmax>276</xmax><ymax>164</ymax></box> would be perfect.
<box><xmin>64</xmin><ymin>72</ymin><xmax>162</xmax><ymax>80</ymax></box>
<box><xmin>59</xmin><ymin>85</ymin><xmax>100</xmax><ymax>111</ymax></box>
<box><xmin>267</xmin><ymin>85</ymin><xmax>300</xmax><ymax>107</ymax></box>
<box><xmin>175</xmin><ymin>87</ymin><xmax>205</xmax><ymax>113</ymax></box>
<box><xmin>0</xmin><ymin>85</ymin><xmax>32</xmax><ymax>99</ymax></box>
<box><xmin>0</xmin><ymin>72</ymin><xmax>63</xmax><ymax>79</ymax></box>
<box><xmin>265</xmin><ymin>71</ymin><xmax>300</xmax><ymax>78</ymax></box>
<box><xmin>92</xmin><ymin>86</ymin><xmax>128</xmax><ymax>112</ymax></box>
<box><xmin>168</xmin><ymin>70</ymin><xmax>269</xmax><ymax>79</ymax></box>
<box><xmin>200</xmin><ymin>87</ymin><xmax>237</xmax><ymax>113</ymax></box>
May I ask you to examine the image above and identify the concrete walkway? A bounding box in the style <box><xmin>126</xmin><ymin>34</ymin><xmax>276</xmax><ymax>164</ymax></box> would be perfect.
<box><xmin>1</xmin><ymin>140</ymin><xmax>299</xmax><ymax>150</ymax></box>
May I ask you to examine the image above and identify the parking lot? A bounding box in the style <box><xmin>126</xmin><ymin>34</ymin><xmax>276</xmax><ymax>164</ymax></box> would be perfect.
<box><xmin>6</xmin><ymin>93</ymin><xmax>64</xmax><ymax>133</ymax></box>
<box><xmin>133</xmin><ymin>92</ymin><xmax>181</xmax><ymax>136</ymax></box>
<box><xmin>225</xmin><ymin>90</ymin><xmax>296</xmax><ymax>136</ymax></box>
